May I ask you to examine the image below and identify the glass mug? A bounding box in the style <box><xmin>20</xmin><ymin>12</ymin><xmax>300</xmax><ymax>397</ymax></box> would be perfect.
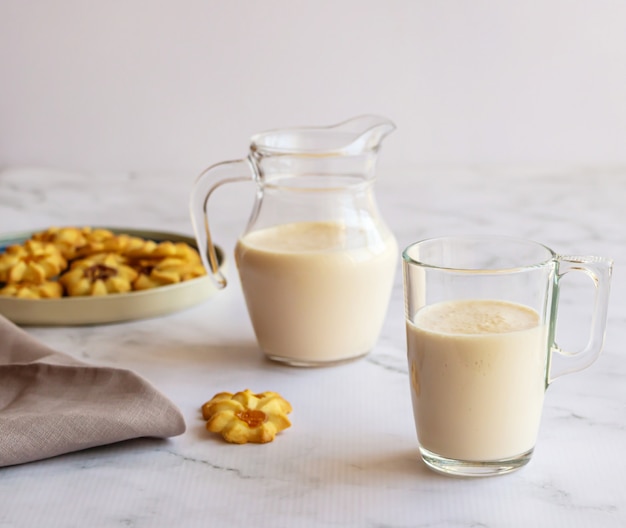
<box><xmin>402</xmin><ymin>235</ymin><xmax>613</xmax><ymax>477</ymax></box>
<box><xmin>190</xmin><ymin>116</ymin><xmax>398</xmax><ymax>366</ymax></box>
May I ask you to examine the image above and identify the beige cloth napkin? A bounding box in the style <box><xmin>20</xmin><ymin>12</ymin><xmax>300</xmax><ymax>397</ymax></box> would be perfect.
<box><xmin>0</xmin><ymin>315</ymin><xmax>186</xmax><ymax>467</ymax></box>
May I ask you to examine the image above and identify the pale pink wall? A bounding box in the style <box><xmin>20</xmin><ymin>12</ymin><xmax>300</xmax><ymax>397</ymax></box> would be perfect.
<box><xmin>1</xmin><ymin>0</ymin><xmax>625</xmax><ymax>172</ymax></box>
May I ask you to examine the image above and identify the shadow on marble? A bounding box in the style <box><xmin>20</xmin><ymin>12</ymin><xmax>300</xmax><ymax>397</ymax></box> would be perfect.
<box><xmin>356</xmin><ymin>448</ymin><xmax>434</xmax><ymax>480</ymax></box>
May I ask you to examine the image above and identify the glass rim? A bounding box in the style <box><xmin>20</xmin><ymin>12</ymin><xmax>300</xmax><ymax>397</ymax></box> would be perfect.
<box><xmin>402</xmin><ymin>235</ymin><xmax>556</xmax><ymax>273</ymax></box>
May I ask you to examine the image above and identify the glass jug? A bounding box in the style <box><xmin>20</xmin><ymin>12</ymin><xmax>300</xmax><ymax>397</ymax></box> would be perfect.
<box><xmin>190</xmin><ymin>115</ymin><xmax>398</xmax><ymax>366</ymax></box>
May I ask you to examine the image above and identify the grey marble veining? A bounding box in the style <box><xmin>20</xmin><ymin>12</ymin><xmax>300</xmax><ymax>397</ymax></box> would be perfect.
<box><xmin>0</xmin><ymin>166</ymin><xmax>625</xmax><ymax>527</ymax></box>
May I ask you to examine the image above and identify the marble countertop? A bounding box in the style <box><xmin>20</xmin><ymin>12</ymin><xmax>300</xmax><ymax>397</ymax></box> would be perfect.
<box><xmin>1</xmin><ymin>166</ymin><xmax>625</xmax><ymax>527</ymax></box>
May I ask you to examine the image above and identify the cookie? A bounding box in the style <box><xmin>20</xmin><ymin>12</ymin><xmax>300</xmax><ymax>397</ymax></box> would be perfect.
<box><xmin>59</xmin><ymin>253</ymin><xmax>138</xmax><ymax>296</ymax></box>
<box><xmin>130</xmin><ymin>241</ymin><xmax>205</xmax><ymax>290</ymax></box>
<box><xmin>31</xmin><ymin>226</ymin><xmax>91</xmax><ymax>260</ymax></box>
<box><xmin>0</xmin><ymin>281</ymin><xmax>63</xmax><ymax>299</ymax></box>
<box><xmin>0</xmin><ymin>240</ymin><xmax>67</xmax><ymax>284</ymax></box>
<box><xmin>201</xmin><ymin>389</ymin><xmax>292</xmax><ymax>444</ymax></box>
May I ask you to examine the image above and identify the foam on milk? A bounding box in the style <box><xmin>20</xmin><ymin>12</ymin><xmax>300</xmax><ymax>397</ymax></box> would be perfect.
<box><xmin>415</xmin><ymin>299</ymin><xmax>540</xmax><ymax>335</ymax></box>
<box><xmin>407</xmin><ymin>299</ymin><xmax>548</xmax><ymax>461</ymax></box>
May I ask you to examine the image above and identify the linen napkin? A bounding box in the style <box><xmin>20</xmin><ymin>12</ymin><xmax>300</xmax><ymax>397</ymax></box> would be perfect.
<box><xmin>0</xmin><ymin>314</ymin><xmax>186</xmax><ymax>467</ymax></box>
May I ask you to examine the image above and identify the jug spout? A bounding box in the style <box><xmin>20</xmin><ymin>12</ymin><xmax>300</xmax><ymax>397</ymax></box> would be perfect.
<box><xmin>250</xmin><ymin>114</ymin><xmax>395</xmax><ymax>157</ymax></box>
<box><xmin>335</xmin><ymin>115</ymin><xmax>396</xmax><ymax>154</ymax></box>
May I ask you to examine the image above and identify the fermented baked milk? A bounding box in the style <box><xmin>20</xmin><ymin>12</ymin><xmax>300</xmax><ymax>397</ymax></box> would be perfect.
<box><xmin>406</xmin><ymin>299</ymin><xmax>547</xmax><ymax>461</ymax></box>
<box><xmin>235</xmin><ymin>221</ymin><xmax>397</xmax><ymax>364</ymax></box>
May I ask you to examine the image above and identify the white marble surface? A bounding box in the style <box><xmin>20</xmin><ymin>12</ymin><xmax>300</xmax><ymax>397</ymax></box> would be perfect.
<box><xmin>1</xmin><ymin>165</ymin><xmax>625</xmax><ymax>527</ymax></box>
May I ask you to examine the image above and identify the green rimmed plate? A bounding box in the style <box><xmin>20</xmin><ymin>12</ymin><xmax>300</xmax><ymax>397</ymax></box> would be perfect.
<box><xmin>0</xmin><ymin>228</ymin><xmax>224</xmax><ymax>326</ymax></box>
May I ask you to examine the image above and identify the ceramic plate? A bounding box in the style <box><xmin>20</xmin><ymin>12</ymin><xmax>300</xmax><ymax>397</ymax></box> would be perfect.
<box><xmin>0</xmin><ymin>228</ymin><xmax>225</xmax><ymax>326</ymax></box>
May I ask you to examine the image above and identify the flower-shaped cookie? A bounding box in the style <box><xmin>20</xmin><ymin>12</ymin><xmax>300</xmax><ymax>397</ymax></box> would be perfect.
<box><xmin>124</xmin><ymin>240</ymin><xmax>205</xmax><ymax>290</ymax></box>
<box><xmin>71</xmin><ymin>228</ymin><xmax>118</xmax><ymax>258</ymax></box>
<box><xmin>31</xmin><ymin>226</ymin><xmax>91</xmax><ymax>260</ymax></box>
<box><xmin>0</xmin><ymin>281</ymin><xmax>63</xmax><ymax>299</ymax></box>
<box><xmin>133</xmin><ymin>241</ymin><xmax>206</xmax><ymax>290</ymax></box>
<box><xmin>0</xmin><ymin>240</ymin><xmax>67</xmax><ymax>284</ymax></box>
<box><xmin>131</xmin><ymin>256</ymin><xmax>206</xmax><ymax>290</ymax></box>
<box><xmin>98</xmin><ymin>234</ymin><xmax>159</xmax><ymax>259</ymax></box>
<box><xmin>151</xmin><ymin>241</ymin><xmax>203</xmax><ymax>262</ymax></box>
<box><xmin>59</xmin><ymin>253</ymin><xmax>138</xmax><ymax>296</ymax></box>
<box><xmin>202</xmin><ymin>389</ymin><xmax>292</xmax><ymax>444</ymax></box>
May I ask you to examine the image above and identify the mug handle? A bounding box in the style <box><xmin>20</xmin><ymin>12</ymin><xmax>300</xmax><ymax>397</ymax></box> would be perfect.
<box><xmin>548</xmin><ymin>255</ymin><xmax>614</xmax><ymax>383</ymax></box>
<box><xmin>189</xmin><ymin>158</ymin><xmax>255</xmax><ymax>289</ymax></box>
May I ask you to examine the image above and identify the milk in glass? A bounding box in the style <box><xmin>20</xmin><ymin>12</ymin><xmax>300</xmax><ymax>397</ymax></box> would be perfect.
<box><xmin>406</xmin><ymin>299</ymin><xmax>548</xmax><ymax>461</ymax></box>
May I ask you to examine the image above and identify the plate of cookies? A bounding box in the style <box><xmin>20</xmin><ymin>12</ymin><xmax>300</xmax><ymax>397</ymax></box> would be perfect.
<box><xmin>0</xmin><ymin>226</ymin><xmax>225</xmax><ymax>326</ymax></box>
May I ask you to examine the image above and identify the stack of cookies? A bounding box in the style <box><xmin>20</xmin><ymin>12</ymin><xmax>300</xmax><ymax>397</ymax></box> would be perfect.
<box><xmin>0</xmin><ymin>227</ymin><xmax>206</xmax><ymax>299</ymax></box>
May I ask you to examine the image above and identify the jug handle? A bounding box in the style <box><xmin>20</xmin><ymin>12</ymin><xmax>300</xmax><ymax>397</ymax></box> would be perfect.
<box><xmin>189</xmin><ymin>158</ymin><xmax>255</xmax><ymax>289</ymax></box>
